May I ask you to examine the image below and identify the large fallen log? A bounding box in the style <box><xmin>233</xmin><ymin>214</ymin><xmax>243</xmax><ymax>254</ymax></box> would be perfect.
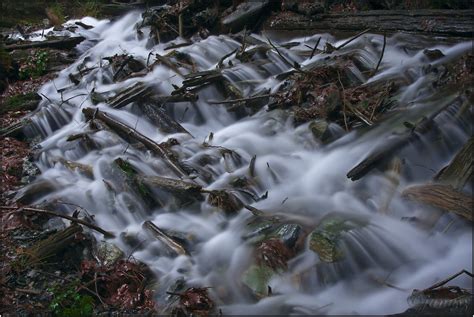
<box><xmin>221</xmin><ymin>0</ymin><xmax>270</xmax><ymax>33</ymax></box>
<box><xmin>402</xmin><ymin>184</ymin><xmax>472</xmax><ymax>222</ymax></box>
<box><xmin>266</xmin><ymin>10</ymin><xmax>474</xmax><ymax>37</ymax></box>
<box><xmin>5</xmin><ymin>36</ymin><xmax>86</xmax><ymax>51</ymax></box>
<box><xmin>434</xmin><ymin>136</ymin><xmax>473</xmax><ymax>190</ymax></box>
<box><xmin>82</xmin><ymin>107</ymin><xmax>188</xmax><ymax>178</ymax></box>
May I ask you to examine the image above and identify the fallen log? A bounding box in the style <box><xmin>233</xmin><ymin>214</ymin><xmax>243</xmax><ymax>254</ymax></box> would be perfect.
<box><xmin>114</xmin><ymin>158</ymin><xmax>163</xmax><ymax>208</ymax></box>
<box><xmin>221</xmin><ymin>0</ymin><xmax>270</xmax><ymax>33</ymax></box>
<box><xmin>108</xmin><ymin>82</ymin><xmax>154</xmax><ymax>109</ymax></box>
<box><xmin>19</xmin><ymin>224</ymin><xmax>83</xmax><ymax>268</ymax></box>
<box><xmin>0</xmin><ymin>206</ymin><xmax>114</xmax><ymax>237</ymax></box>
<box><xmin>140</xmin><ymin>104</ymin><xmax>191</xmax><ymax>135</ymax></box>
<box><xmin>0</xmin><ymin>118</ymin><xmax>31</xmax><ymax>139</ymax></box>
<box><xmin>266</xmin><ymin>10</ymin><xmax>474</xmax><ymax>38</ymax></box>
<box><xmin>434</xmin><ymin>136</ymin><xmax>473</xmax><ymax>190</ymax></box>
<box><xmin>82</xmin><ymin>107</ymin><xmax>188</xmax><ymax>178</ymax></box>
<box><xmin>402</xmin><ymin>184</ymin><xmax>472</xmax><ymax>222</ymax></box>
<box><xmin>5</xmin><ymin>36</ymin><xmax>86</xmax><ymax>51</ymax></box>
<box><xmin>143</xmin><ymin>220</ymin><xmax>189</xmax><ymax>256</ymax></box>
<box><xmin>141</xmin><ymin>175</ymin><xmax>203</xmax><ymax>200</ymax></box>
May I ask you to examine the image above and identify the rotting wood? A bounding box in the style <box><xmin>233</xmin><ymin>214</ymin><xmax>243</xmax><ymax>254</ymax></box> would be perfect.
<box><xmin>221</xmin><ymin>0</ymin><xmax>270</xmax><ymax>33</ymax></box>
<box><xmin>107</xmin><ymin>82</ymin><xmax>154</xmax><ymax>109</ymax></box>
<box><xmin>0</xmin><ymin>118</ymin><xmax>31</xmax><ymax>139</ymax></box>
<box><xmin>142</xmin><ymin>175</ymin><xmax>203</xmax><ymax>200</ymax></box>
<box><xmin>402</xmin><ymin>184</ymin><xmax>472</xmax><ymax>222</ymax></box>
<box><xmin>266</xmin><ymin>10</ymin><xmax>474</xmax><ymax>38</ymax></box>
<box><xmin>82</xmin><ymin>107</ymin><xmax>188</xmax><ymax>178</ymax></box>
<box><xmin>143</xmin><ymin>220</ymin><xmax>188</xmax><ymax>256</ymax></box>
<box><xmin>434</xmin><ymin>136</ymin><xmax>473</xmax><ymax>190</ymax></box>
<box><xmin>114</xmin><ymin>158</ymin><xmax>163</xmax><ymax>208</ymax></box>
<box><xmin>5</xmin><ymin>36</ymin><xmax>86</xmax><ymax>51</ymax></box>
<box><xmin>19</xmin><ymin>225</ymin><xmax>83</xmax><ymax>268</ymax></box>
<box><xmin>139</xmin><ymin>103</ymin><xmax>191</xmax><ymax>135</ymax></box>
<box><xmin>0</xmin><ymin>206</ymin><xmax>114</xmax><ymax>237</ymax></box>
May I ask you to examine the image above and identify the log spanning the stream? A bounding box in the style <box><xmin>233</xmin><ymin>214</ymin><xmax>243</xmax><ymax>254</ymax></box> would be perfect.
<box><xmin>266</xmin><ymin>10</ymin><xmax>474</xmax><ymax>37</ymax></box>
<box><xmin>4</xmin><ymin>36</ymin><xmax>86</xmax><ymax>51</ymax></box>
<box><xmin>82</xmin><ymin>107</ymin><xmax>188</xmax><ymax>178</ymax></box>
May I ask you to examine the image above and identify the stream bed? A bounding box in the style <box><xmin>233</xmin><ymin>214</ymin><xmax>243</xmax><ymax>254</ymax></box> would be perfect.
<box><xmin>12</xmin><ymin>11</ymin><xmax>473</xmax><ymax>315</ymax></box>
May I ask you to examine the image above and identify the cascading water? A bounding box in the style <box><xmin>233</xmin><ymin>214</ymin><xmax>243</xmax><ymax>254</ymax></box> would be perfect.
<box><xmin>18</xmin><ymin>12</ymin><xmax>472</xmax><ymax>315</ymax></box>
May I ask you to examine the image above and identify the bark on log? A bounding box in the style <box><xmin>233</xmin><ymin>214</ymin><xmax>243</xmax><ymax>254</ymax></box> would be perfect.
<box><xmin>434</xmin><ymin>136</ymin><xmax>473</xmax><ymax>190</ymax></box>
<box><xmin>266</xmin><ymin>10</ymin><xmax>474</xmax><ymax>37</ymax></box>
<box><xmin>82</xmin><ymin>107</ymin><xmax>188</xmax><ymax>178</ymax></box>
<box><xmin>402</xmin><ymin>184</ymin><xmax>473</xmax><ymax>222</ymax></box>
<box><xmin>221</xmin><ymin>0</ymin><xmax>270</xmax><ymax>33</ymax></box>
<box><xmin>5</xmin><ymin>36</ymin><xmax>86</xmax><ymax>51</ymax></box>
<box><xmin>108</xmin><ymin>82</ymin><xmax>153</xmax><ymax>109</ymax></box>
<box><xmin>142</xmin><ymin>175</ymin><xmax>203</xmax><ymax>200</ymax></box>
<box><xmin>143</xmin><ymin>220</ymin><xmax>189</xmax><ymax>256</ymax></box>
<box><xmin>140</xmin><ymin>104</ymin><xmax>191</xmax><ymax>135</ymax></box>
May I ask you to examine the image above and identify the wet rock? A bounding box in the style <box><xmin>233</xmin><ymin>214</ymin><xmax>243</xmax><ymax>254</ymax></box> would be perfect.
<box><xmin>423</xmin><ymin>48</ymin><xmax>445</xmax><ymax>61</ymax></box>
<box><xmin>21</xmin><ymin>156</ymin><xmax>40</xmax><ymax>184</ymax></box>
<box><xmin>309</xmin><ymin>214</ymin><xmax>366</xmax><ymax>263</ymax></box>
<box><xmin>95</xmin><ymin>241</ymin><xmax>124</xmax><ymax>266</ymax></box>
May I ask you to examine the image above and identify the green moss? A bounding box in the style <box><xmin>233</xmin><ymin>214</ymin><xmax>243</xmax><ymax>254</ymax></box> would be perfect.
<box><xmin>241</xmin><ymin>264</ymin><xmax>276</xmax><ymax>298</ymax></box>
<box><xmin>19</xmin><ymin>50</ymin><xmax>49</xmax><ymax>80</ymax></box>
<box><xmin>1</xmin><ymin>92</ymin><xmax>41</xmax><ymax>114</ymax></box>
<box><xmin>48</xmin><ymin>280</ymin><xmax>95</xmax><ymax>317</ymax></box>
<box><xmin>309</xmin><ymin>215</ymin><xmax>365</xmax><ymax>263</ymax></box>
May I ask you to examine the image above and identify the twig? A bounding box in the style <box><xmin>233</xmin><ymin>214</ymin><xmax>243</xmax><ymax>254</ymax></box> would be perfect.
<box><xmin>217</xmin><ymin>48</ymin><xmax>238</xmax><ymax>69</ymax></box>
<box><xmin>266</xmin><ymin>36</ymin><xmax>304</xmax><ymax>73</ymax></box>
<box><xmin>58</xmin><ymin>93</ymin><xmax>88</xmax><ymax>108</ymax></box>
<box><xmin>337</xmin><ymin>71</ymin><xmax>349</xmax><ymax>131</ymax></box>
<box><xmin>426</xmin><ymin>270</ymin><xmax>473</xmax><ymax>291</ymax></box>
<box><xmin>244</xmin><ymin>204</ymin><xmax>264</xmax><ymax>216</ymax></box>
<box><xmin>310</xmin><ymin>37</ymin><xmax>321</xmax><ymax>59</ymax></box>
<box><xmin>0</xmin><ymin>206</ymin><xmax>114</xmax><ymax>238</ymax></box>
<box><xmin>208</xmin><ymin>93</ymin><xmax>274</xmax><ymax>105</ymax></box>
<box><xmin>371</xmin><ymin>33</ymin><xmax>386</xmax><ymax>77</ymax></box>
<box><xmin>335</xmin><ymin>28</ymin><xmax>371</xmax><ymax>51</ymax></box>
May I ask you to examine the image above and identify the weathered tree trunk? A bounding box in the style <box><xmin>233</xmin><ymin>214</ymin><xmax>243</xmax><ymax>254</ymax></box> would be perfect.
<box><xmin>266</xmin><ymin>10</ymin><xmax>474</xmax><ymax>37</ymax></box>
<box><xmin>143</xmin><ymin>220</ymin><xmax>189</xmax><ymax>256</ymax></box>
<box><xmin>434</xmin><ymin>136</ymin><xmax>473</xmax><ymax>190</ymax></box>
<box><xmin>402</xmin><ymin>184</ymin><xmax>472</xmax><ymax>222</ymax></box>
<box><xmin>139</xmin><ymin>103</ymin><xmax>191</xmax><ymax>135</ymax></box>
<box><xmin>5</xmin><ymin>36</ymin><xmax>86</xmax><ymax>51</ymax></box>
<box><xmin>82</xmin><ymin>107</ymin><xmax>188</xmax><ymax>178</ymax></box>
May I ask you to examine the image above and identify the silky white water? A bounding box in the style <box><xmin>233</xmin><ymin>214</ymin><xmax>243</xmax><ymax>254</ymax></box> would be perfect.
<box><xmin>20</xmin><ymin>12</ymin><xmax>472</xmax><ymax>315</ymax></box>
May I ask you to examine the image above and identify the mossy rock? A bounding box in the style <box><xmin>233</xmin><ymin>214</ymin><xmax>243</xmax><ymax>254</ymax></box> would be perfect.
<box><xmin>1</xmin><ymin>92</ymin><xmax>41</xmax><ymax>114</ymax></box>
<box><xmin>241</xmin><ymin>264</ymin><xmax>276</xmax><ymax>298</ymax></box>
<box><xmin>309</xmin><ymin>214</ymin><xmax>366</xmax><ymax>263</ymax></box>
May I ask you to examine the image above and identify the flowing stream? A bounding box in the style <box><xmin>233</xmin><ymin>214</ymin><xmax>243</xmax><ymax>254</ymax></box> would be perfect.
<box><xmin>18</xmin><ymin>12</ymin><xmax>472</xmax><ymax>315</ymax></box>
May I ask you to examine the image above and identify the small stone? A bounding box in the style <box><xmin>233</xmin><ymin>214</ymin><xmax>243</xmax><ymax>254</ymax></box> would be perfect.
<box><xmin>96</xmin><ymin>241</ymin><xmax>124</xmax><ymax>266</ymax></box>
